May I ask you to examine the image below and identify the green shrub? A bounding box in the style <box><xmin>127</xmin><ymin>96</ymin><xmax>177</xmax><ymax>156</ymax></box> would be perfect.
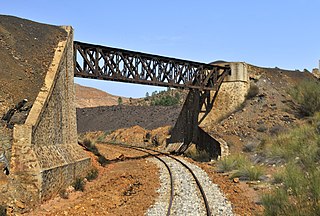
<box><xmin>185</xmin><ymin>148</ymin><xmax>211</xmax><ymax>162</ymax></box>
<box><xmin>262</xmin><ymin>162</ymin><xmax>320</xmax><ymax>216</ymax></box>
<box><xmin>217</xmin><ymin>154</ymin><xmax>250</xmax><ymax>172</ymax></box>
<box><xmin>262</xmin><ymin>190</ymin><xmax>290</xmax><ymax>216</ymax></box>
<box><xmin>0</xmin><ymin>205</ymin><xmax>6</xmax><ymax>216</ymax></box>
<box><xmin>262</xmin><ymin>114</ymin><xmax>320</xmax><ymax>215</ymax></box>
<box><xmin>83</xmin><ymin>138</ymin><xmax>99</xmax><ymax>155</ymax></box>
<box><xmin>267</xmin><ymin>124</ymin><xmax>319</xmax><ymax>162</ymax></box>
<box><xmin>96</xmin><ymin>131</ymin><xmax>110</xmax><ymax>143</ymax></box>
<box><xmin>246</xmin><ymin>83</ymin><xmax>259</xmax><ymax>99</ymax></box>
<box><xmin>97</xmin><ymin>155</ymin><xmax>109</xmax><ymax>167</ymax></box>
<box><xmin>231</xmin><ymin>164</ymin><xmax>265</xmax><ymax>181</ymax></box>
<box><xmin>73</xmin><ymin>178</ymin><xmax>85</xmax><ymax>192</ymax></box>
<box><xmin>217</xmin><ymin>154</ymin><xmax>264</xmax><ymax>180</ymax></box>
<box><xmin>289</xmin><ymin>79</ymin><xmax>320</xmax><ymax>116</ymax></box>
<box><xmin>59</xmin><ymin>188</ymin><xmax>69</xmax><ymax>199</ymax></box>
<box><xmin>86</xmin><ymin>168</ymin><xmax>99</xmax><ymax>181</ymax></box>
<box><xmin>272</xmin><ymin>170</ymin><xmax>285</xmax><ymax>184</ymax></box>
<box><xmin>149</xmin><ymin>89</ymin><xmax>181</xmax><ymax>106</ymax></box>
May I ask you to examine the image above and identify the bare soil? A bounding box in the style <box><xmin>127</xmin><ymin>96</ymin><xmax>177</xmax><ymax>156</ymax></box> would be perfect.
<box><xmin>77</xmin><ymin>105</ymin><xmax>181</xmax><ymax>133</ymax></box>
<box><xmin>26</xmin><ymin>144</ymin><xmax>160</xmax><ymax>216</ymax></box>
<box><xmin>0</xmin><ymin>15</ymin><xmax>67</xmax><ymax>122</ymax></box>
<box><xmin>75</xmin><ymin>84</ymin><xmax>132</xmax><ymax>108</ymax></box>
<box><xmin>27</xmin><ymin>143</ymin><xmax>262</xmax><ymax>216</ymax></box>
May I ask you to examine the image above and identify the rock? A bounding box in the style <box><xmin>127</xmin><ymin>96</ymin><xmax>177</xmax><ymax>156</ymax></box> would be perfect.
<box><xmin>15</xmin><ymin>200</ymin><xmax>25</xmax><ymax>209</ymax></box>
<box><xmin>116</xmin><ymin>154</ymin><xmax>125</xmax><ymax>160</ymax></box>
<box><xmin>66</xmin><ymin>186</ymin><xmax>75</xmax><ymax>193</ymax></box>
<box><xmin>233</xmin><ymin>178</ymin><xmax>240</xmax><ymax>183</ymax></box>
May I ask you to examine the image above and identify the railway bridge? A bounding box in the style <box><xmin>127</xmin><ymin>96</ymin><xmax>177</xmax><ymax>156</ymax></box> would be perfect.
<box><xmin>4</xmin><ymin>26</ymin><xmax>248</xmax><ymax>208</ymax></box>
<box><xmin>73</xmin><ymin>41</ymin><xmax>231</xmax><ymax>154</ymax></box>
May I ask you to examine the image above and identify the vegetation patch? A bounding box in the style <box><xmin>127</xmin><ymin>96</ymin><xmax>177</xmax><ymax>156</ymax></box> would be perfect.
<box><xmin>0</xmin><ymin>205</ymin><xmax>6</xmax><ymax>216</ymax></box>
<box><xmin>217</xmin><ymin>154</ymin><xmax>264</xmax><ymax>180</ymax></box>
<box><xmin>145</xmin><ymin>88</ymin><xmax>182</xmax><ymax>106</ymax></box>
<box><xmin>289</xmin><ymin>79</ymin><xmax>320</xmax><ymax>116</ymax></box>
<box><xmin>86</xmin><ymin>168</ymin><xmax>99</xmax><ymax>181</ymax></box>
<box><xmin>246</xmin><ymin>83</ymin><xmax>259</xmax><ymax>99</ymax></box>
<box><xmin>80</xmin><ymin>137</ymin><xmax>109</xmax><ymax>166</ymax></box>
<box><xmin>261</xmin><ymin>113</ymin><xmax>320</xmax><ymax>215</ymax></box>
<box><xmin>185</xmin><ymin>145</ymin><xmax>211</xmax><ymax>162</ymax></box>
<box><xmin>73</xmin><ymin>177</ymin><xmax>86</xmax><ymax>192</ymax></box>
<box><xmin>59</xmin><ymin>188</ymin><xmax>69</xmax><ymax>199</ymax></box>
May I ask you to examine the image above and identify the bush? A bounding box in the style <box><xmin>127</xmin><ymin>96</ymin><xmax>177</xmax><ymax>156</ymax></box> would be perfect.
<box><xmin>231</xmin><ymin>164</ymin><xmax>265</xmax><ymax>181</ymax></box>
<box><xmin>261</xmin><ymin>114</ymin><xmax>320</xmax><ymax>215</ymax></box>
<box><xmin>73</xmin><ymin>178</ymin><xmax>85</xmax><ymax>192</ymax></box>
<box><xmin>217</xmin><ymin>154</ymin><xmax>264</xmax><ymax>180</ymax></box>
<box><xmin>267</xmin><ymin>124</ymin><xmax>319</xmax><ymax>161</ymax></box>
<box><xmin>185</xmin><ymin>147</ymin><xmax>211</xmax><ymax>162</ymax></box>
<box><xmin>149</xmin><ymin>89</ymin><xmax>181</xmax><ymax>106</ymax></box>
<box><xmin>217</xmin><ymin>154</ymin><xmax>250</xmax><ymax>172</ymax></box>
<box><xmin>246</xmin><ymin>83</ymin><xmax>259</xmax><ymax>99</ymax></box>
<box><xmin>83</xmin><ymin>138</ymin><xmax>99</xmax><ymax>155</ymax></box>
<box><xmin>59</xmin><ymin>188</ymin><xmax>69</xmax><ymax>199</ymax></box>
<box><xmin>97</xmin><ymin>155</ymin><xmax>109</xmax><ymax>167</ymax></box>
<box><xmin>289</xmin><ymin>79</ymin><xmax>320</xmax><ymax>116</ymax></box>
<box><xmin>242</xmin><ymin>142</ymin><xmax>257</xmax><ymax>152</ymax></box>
<box><xmin>0</xmin><ymin>205</ymin><xmax>6</xmax><ymax>216</ymax></box>
<box><xmin>86</xmin><ymin>168</ymin><xmax>99</xmax><ymax>181</ymax></box>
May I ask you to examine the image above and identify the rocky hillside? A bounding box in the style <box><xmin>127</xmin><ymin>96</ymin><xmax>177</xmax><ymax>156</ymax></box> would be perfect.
<box><xmin>75</xmin><ymin>84</ymin><xmax>131</xmax><ymax>108</ymax></box>
<box><xmin>207</xmin><ymin>64</ymin><xmax>317</xmax><ymax>154</ymax></box>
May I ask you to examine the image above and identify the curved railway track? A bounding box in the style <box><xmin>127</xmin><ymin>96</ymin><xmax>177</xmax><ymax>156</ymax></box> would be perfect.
<box><xmin>104</xmin><ymin>143</ymin><xmax>212</xmax><ymax>216</ymax></box>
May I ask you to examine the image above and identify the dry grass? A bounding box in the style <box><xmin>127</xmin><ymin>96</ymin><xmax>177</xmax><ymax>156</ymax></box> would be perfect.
<box><xmin>261</xmin><ymin>113</ymin><xmax>320</xmax><ymax>215</ymax></box>
<box><xmin>217</xmin><ymin>154</ymin><xmax>265</xmax><ymax>181</ymax></box>
<box><xmin>184</xmin><ymin>145</ymin><xmax>211</xmax><ymax>162</ymax></box>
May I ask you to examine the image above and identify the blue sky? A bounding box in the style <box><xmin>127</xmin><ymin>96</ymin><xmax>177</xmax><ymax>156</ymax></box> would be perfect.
<box><xmin>1</xmin><ymin>1</ymin><xmax>319</xmax><ymax>98</ymax></box>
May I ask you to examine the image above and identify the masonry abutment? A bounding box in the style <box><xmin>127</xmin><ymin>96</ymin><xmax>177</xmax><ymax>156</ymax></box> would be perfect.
<box><xmin>169</xmin><ymin>62</ymin><xmax>249</xmax><ymax>159</ymax></box>
<box><xmin>8</xmin><ymin>26</ymin><xmax>90</xmax><ymax>206</ymax></box>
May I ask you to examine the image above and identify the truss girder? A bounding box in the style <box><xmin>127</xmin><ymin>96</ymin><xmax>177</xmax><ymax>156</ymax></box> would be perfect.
<box><xmin>74</xmin><ymin>41</ymin><xmax>231</xmax><ymax>90</ymax></box>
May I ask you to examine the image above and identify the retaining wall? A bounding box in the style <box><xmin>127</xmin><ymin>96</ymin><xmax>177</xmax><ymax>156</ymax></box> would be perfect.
<box><xmin>169</xmin><ymin>62</ymin><xmax>249</xmax><ymax>158</ymax></box>
<box><xmin>9</xmin><ymin>27</ymin><xmax>90</xmax><ymax>204</ymax></box>
<box><xmin>199</xmin><ymin>62</ymin><xmax>250</xmax><ymax>131</ymax></box>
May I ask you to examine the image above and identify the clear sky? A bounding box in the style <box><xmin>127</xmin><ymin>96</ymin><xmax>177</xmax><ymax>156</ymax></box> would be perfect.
<box><xmin>1</xmin><ymin>0</ymin><xmax>319</xmax><ymax>98</ymax></box>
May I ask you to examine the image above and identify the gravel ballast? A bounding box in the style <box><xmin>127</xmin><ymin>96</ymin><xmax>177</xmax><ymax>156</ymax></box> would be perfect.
<box><xmin>146</xmin><ymin>156</ymin><xmax>234</xmax><ymax>216</ymax></box>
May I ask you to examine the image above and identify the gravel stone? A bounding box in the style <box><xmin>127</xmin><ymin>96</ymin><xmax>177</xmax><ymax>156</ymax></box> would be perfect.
<box><xmin>146</xmin><ymin>156</ymin><xmax>234</xmax><ymax>216</ymax></box>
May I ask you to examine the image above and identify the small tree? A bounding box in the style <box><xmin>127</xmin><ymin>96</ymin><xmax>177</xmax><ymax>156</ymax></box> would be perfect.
<box><xmin>118</xmin><ymin>97</ymin><xmax>123</xmax><ymax>106</ymax></box>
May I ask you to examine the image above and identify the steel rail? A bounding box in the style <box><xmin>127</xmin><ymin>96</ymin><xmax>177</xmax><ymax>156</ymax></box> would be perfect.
<box><xmin>102</xmin><ymin>143</ymin><xmax>174</xmax><ymax>216</ymax></box>
<box><xmin>103</xmin><ymin>142</ymin><xmax>211</xmax><ymax>216</ymax></box>
<box><xmin>139</xmin><ymin>147</ymin><xmax>212</xmax><ymax>216</ymax></box>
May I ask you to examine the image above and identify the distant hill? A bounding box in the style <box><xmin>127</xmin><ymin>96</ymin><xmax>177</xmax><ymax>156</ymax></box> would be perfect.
<box><xmin>75</xmin><ymin>84</ymin><xmax>131</xmax><ymax>108</ymax></box>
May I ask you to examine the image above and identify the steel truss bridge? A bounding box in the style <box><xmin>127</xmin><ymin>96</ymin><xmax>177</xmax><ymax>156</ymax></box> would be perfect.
<box><xmin>74</xmin><ymin>41</ymin><xmax>231</xmax><ymax>91</ymax></box>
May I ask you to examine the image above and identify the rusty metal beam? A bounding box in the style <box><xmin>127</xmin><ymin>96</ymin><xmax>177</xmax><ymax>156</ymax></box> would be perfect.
<box><xmin>74</xmin><ymin>41</ymin><xmax>231</xmax><ymax>90</ymax></box>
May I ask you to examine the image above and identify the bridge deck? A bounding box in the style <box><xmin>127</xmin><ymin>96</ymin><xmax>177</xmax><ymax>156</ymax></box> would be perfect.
<box><xmin>74</xmin><ymin>41</ymin><xmax>230</xmax><ymax>90</ymax></box>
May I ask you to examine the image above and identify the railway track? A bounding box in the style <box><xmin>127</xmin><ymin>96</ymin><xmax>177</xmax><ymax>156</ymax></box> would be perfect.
<box><xmin>103</xmin><ymin>143</ymin><xmax>212</xmax><ymax>216</ymax></box>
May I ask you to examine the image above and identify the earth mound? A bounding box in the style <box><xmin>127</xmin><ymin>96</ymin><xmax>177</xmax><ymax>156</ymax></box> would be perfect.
<box><xmin>76</xmin><ymin>105</ymin><xmax>181</xmax><ymax>133</ymax></box>
<box><xmin>0</xmin><ymin>15</ymin><xmax>67</xmax><ymax>123</ymax></box>
<box><xmin>75</xmin><ymin>84</ymin><xmax>132</xmax><ymax>108</ymax></box>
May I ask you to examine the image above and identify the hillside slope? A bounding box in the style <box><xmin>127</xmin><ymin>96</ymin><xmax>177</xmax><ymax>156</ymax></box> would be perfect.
<box><xmin>206</xmin><ymin>64</ymin><xmax>317</xmax><ymax>154</ymax></box>
<box><xmin>75</xmin><ymin>84</ymin><xmax>130</xmax><ymax>108</ymax></box>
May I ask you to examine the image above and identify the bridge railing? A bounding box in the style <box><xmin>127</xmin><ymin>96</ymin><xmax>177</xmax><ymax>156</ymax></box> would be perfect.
<box><xmin>74</xmin><ymin>41</ymin><xmax>231</xmax><ymax>90</ymax></box>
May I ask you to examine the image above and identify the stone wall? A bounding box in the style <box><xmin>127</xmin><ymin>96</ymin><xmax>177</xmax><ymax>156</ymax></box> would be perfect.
<box><xmin>168</xmin><ymin>62</ymin><xmax>249</xmax><ymax>158</ymax></box>
<box><xmin>9</xmin><ymin>27</ymin><xmax>90</xmax><ymax>205</ymax></box>
<box><xmin>200</xmin><ymin>62</ymin><xmax>250</xmax><ymax>131</ymax></box>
